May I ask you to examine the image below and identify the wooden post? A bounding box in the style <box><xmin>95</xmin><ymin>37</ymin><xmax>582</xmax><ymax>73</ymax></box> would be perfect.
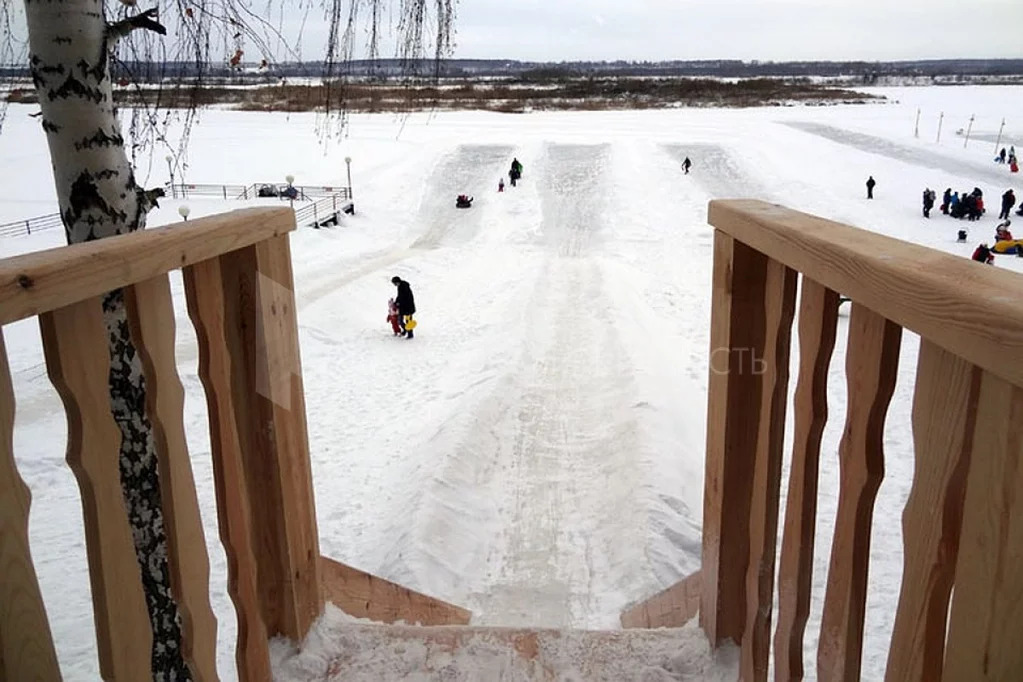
<box><xmin>0</xmin><ymin>334</ymin><xmax>61</xmax><ymax>680</ymax></box>
<box><xmin>40</xmin><ymin>298</ymin><xmax>152</xmax><ymax>680</ymax></box>
<box><xmin>700</xmin><ymin>231</ymin><xmax>770</xmax><ymax>646</ymax></box>
<box><xmin>739</xmin><ymin>257</ymin><xmax>797</xmax><ymax>682</ymax></box>
<box><xmin>125</xmin><ymin>275</ymin><xmax>219</xmax><ymax>680</ymax></box>
<box><xmin>192</xmin><ymin>233</ymin><xmax>322</xmax><ymax>641</ymax></box>
<box><xmin>885</xmin><ymin>341</ymin><xmax>980</xmax><ymax>681</ymax></box>
<box><xmin>817</xmin><ymin>304</ymin><xmax>901</xmax><ymax>681</ymax></box>
<box><xmin>183</xmin><ymin>257</ymin><xmax>272</xmax><ymax>679</ymax></box>
<box><xmin>943</xmin><ymin>371</ymin><xmax>1023</xmax><ymax>680</ymax></box>
<box><xmin>774</xmin><ymin>278</ymin><xmax>840</xmax><ymax>681</ymax></box>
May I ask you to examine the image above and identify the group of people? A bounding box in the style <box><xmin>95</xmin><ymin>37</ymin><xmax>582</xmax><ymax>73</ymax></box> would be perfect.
<box><xmin>937</xmin><ymin>187</ymin><xmax>987</xmax><ymax>221</ymax></box>
<box><xmin>996</xmin><ymin>146</ymin><xmax>1019</xmax><ymax>173</ymax></box>
<box><xmin>497</xmin><ymin>157</ymin><xmax>524</xmax><ymax>192</ymax></box>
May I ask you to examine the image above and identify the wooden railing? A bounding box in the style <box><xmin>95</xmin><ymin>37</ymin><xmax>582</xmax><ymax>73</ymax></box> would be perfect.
<box><xmin>623</xmin><ymin>199</ymin><xmax>1023</xmax><ymax>681</ymax></box>
<box><xmin>0</xmin><ymin>207</ymin><xmax>466</xmax><ymax>680</ymax></box>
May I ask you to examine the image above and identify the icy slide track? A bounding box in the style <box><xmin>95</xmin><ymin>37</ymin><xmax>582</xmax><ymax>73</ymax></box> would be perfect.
<box><xmin>393</xmin><ymin>143</ymin><xmax>664</xmax><ymax>628</ymax></box>
<box><xmin>295</xmin><ymin>141</ymin><xmax>764</xmax><ymax>629</ymax></box>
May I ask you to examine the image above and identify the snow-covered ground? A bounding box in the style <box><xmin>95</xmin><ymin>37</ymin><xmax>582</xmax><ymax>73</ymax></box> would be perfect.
<box><xmin>2</xmin><ymin>84</ymin><xmax>1022</xmax><ymax>680</ymax></box>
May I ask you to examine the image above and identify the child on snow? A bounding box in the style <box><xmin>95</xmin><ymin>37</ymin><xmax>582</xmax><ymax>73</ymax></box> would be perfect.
<box><xmin>972</xmin><ymin>243</ymin><xmax>994</xmax><ymax>265</ymax></box>
<box><xmin>387</xmin><ymin>298</ymin><xmax>402</xmax><ymax>335</ymax></box>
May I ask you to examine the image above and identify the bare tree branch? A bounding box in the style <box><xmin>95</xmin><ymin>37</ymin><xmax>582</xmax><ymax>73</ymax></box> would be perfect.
<box><xmin>108</xmin><ymin>8</ymin><xmax>167</xmax><ymax>43</ymax></box>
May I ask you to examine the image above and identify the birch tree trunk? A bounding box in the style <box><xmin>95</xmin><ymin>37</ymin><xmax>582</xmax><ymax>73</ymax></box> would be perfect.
<box><xmin>25</xmin><ymin>1</ymin><xmax>189</xmax><ymax>677</ymax></box>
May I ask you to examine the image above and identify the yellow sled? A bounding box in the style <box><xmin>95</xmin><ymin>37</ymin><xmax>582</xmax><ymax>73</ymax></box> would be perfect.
<box><xmin>404</xmin><ymin>317</ymin><xmax>418</xmax><ymax>330</ymax></box>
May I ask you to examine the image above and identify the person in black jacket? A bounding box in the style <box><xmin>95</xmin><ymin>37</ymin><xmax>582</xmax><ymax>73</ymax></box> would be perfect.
<box><xmin>1001</xmin><ymin>189</ymin><xmax>1016</xmax><ymax>220</ymax></box>
<box><xmin>391</xmin><ymin>276</ymin><xmax>416</xmax><ymax>339</ymax></box>
<box><xmin>866</xmin><ymin>175</ymin><xmax>876</xmax><ymax>199</ymax></box>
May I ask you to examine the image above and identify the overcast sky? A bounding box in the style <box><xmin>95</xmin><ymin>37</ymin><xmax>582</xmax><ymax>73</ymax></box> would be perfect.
<box><xmin>7</xmin><ymin>0</ymin><xmax>1022</xmax><ymax>64</ymax></box>
<box><xmin>447</xmin><ymin>0</ymin><xmax>1022</xmax><ymax>62</ymax></box>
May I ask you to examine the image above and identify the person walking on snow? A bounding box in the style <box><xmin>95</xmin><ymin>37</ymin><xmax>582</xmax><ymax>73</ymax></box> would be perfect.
<box><xmin>386</xmin><ymin>298</ymin><xmax>402</xmax><ymax>336</ymax></box>
<box><xmin>391</xmin><ymin>276</ymin><xmax>417</xmax><ymax>339</ymax></box>
<box><xmin>498</xmin><ymin>177</ymin><xmax>505</xmax><ymax>192</ymax></box>
<box><xmin>998</xmin><ymin>148</ymin><xmax>1007</xmax><ymax>164</ymax></box>
<box><xmin>922</xmin><ymin>188</ymin><xmax>935</xmax><ymax>218</ymax></box>
<box><xmin>1001</xmin><ymin>189</ymin><xmax>1016</xmax><ymax>220</ymax></box>
<box><xmin>866</xmin><ymin>175</ymin><xmax>876</xmax><ymax>199</ymax></box>
<box><xmin>509</xmin><ymin>158</ymin><xmax>523</xmax><ymax>187</ymax></box>
<box><xmin>682</xmin><ymin>157</ymin><xmax>692</xmax><ymax>174</ymax></box>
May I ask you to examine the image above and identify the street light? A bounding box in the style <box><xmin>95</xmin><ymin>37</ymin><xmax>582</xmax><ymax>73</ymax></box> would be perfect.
<box><xmin>165</xmin><ymin>155</ymin><xmax>175</xmax><ymax>198</ymax></box>
<box><xmin>284</xmin><ymin>174</ymin><xmax>296</xmax><ymax>204</ymax></box>
<box><xmin>344</xmin><ymin>156</ymin><xmax>353</xmax><ymax>201</ymax></box>
<box><xmin>178</xmin><ymin>205</ymin><xmax>190</xmax><ymax>221</ymax></box>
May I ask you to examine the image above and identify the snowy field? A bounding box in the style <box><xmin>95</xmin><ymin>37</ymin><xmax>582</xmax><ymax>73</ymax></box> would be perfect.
<box><xmin>2</xmin><ymin>84</ymin><xmax>1023</xmax><ymax>680</ymax></box>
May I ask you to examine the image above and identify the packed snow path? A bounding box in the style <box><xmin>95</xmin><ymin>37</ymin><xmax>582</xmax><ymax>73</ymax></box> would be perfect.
<box><xmin>785</xmin><ymin>121</ymin><xmax>1016</xmax><ymax>186</ymax></box>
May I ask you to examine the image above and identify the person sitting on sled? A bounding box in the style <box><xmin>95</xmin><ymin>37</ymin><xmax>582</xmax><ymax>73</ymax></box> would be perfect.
<box><xmin>972</xmin><ymin>243</ymin><xmax>995</xmax><ymax>265</ymax></box>
<box><xmin>995</xmin><ymin>219</ymin><xmax>1013</xmax><ymax>242</ymax></box>
<box><xmin>387</xmin><ymin>298</ymin><xmax>402</xmax><ymax>336</ymax></box>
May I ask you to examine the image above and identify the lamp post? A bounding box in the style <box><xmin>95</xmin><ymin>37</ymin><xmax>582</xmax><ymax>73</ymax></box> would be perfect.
<box><xmin>285</xmin><ymin>174</ymin><xmax>296</xmax><ymax>205</ymax></box>
<box><xmin>344</xmin><ymin>156</ymin><xmax>353</xmax><ymax>200</ymax></box>
<box><xmin>963</xmin><ymin>114</ymin><xmax>975</xmax><ymax>149</ymax></box>
<box><xmin>165</xmin><ymin>155</ymin><xmax>175</xmax><ymax>198</ymax></box>
<box><xmin>178</xmin><ymin>205</ymin><xmax>190</xmax><ymax>222</ymax></box>
<box><xmin>994</xmin><ymin>118</ymin><xmax>1006</xmax><ymax>156</ymax></box>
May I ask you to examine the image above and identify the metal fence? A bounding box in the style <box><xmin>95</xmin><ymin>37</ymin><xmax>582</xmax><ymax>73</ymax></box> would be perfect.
<box><xmin>294</xmin><ymin>194</ymin><xmax>355</xmax><ymax>228</ymax></box>
<box><xmin>0</xmin><ymin>182</ymin><xmax>354</xmax><ymax>239</ymax></box>
<box><xmin>0</xmin><ymin>212</ymin><xmax>64</xmax><ymax>238</ymax></box>
<box><xmin>170</xmin><ymin>183</ymin><xmax>352</xmax><ymax>202</ymax></box>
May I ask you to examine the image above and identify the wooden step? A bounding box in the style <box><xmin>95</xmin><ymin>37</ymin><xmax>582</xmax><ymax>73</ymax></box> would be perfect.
<box><xmin>272</xmin><ymin>610</ymin><xmax>739</xmax><ymax>681</ymax></box>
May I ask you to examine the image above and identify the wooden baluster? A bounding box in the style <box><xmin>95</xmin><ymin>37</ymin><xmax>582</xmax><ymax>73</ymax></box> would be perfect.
<box><xmin>943</xmin><ymin>371</ymin><xmax>1023</xmax><ymax>680</ymax></box>
<box><xmin>124</xmin><ymin>276</ymin><xmax>218</xmax><ymax>681</ymax></box>
<box><xmin>884</xmin><ymin>341</ymin><xmax>980</xmax><ymax>681</ymax></box>
<box><xmin>773</xmin><ymin>279</ymin><xmax>840</xmax><ymax>682</ymax></box>
<box><xmin>183</xmin><ymin>257</ymin><xmax>271</xmax><ymax>680</ymax></box>
<box><xmin>40</xmin><ymin>298</ymin><xmax>151</xmax><ymax>680</ymax></box>
<box><xmin>817</xmin><ymin>304</ymin><xmax>901</xmax><ymax>681</ymax></box>
<box><xmin>702</xmin><ymin>231</ymin><xmax>770</xmax><ymax>645</ymax></box>
<box><xmin>195</xmin><ymin>234</ymin><xmax>322</xmax><ymax>641</ymax></box>
<box><xmin>740</xmin><ymin>258</ymin><xmax>797</xmax><ymax>682</ymax></box>
<box><xmin>0</xmin><ymin>333</ymin><xmax>61</xmax><ymax>680</ymax></box>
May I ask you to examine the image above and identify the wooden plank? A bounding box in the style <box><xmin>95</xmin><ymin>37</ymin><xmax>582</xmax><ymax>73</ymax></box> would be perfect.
<box><xmin>817</xmin><ymin>304</ymin><xmax>901</xmax><ymax>682</ymax></box>
<box><xmin>215</xmin><ymin>235</ymin><xmax>322</xmax><ymax>640</ymax></box>
<box><xmin>0</xmin><ymin>333</ymin><xmax>61</xmax><ymax>680</ymax></box>
<box><xmin>774</xmin><ymin>278</ymin><xmax>840</xmax><ymax>682</ymax></box>
<box><xmin>40</xmin><ymin>298</ymin><xmax>151</xmax><ymax>680</ymax></box>
<box><xmin>700</xmin><ymin>231</ymin><xmax>768</xmax><ymax>646</ymax></box>
<box><xmin>124</xmin><ymin>276</ymin><xmax>218</xmax><ymax>681</ymax></box>
<box><xmin>707</xmin><ymin>200</ymin><xmax>1023</xmax><ymax>390</ymax></box>
<box><xmin>183</xmin><ymin>258</ymin><xmax>271</xmax><ymax>680</ymax></box>
<box><xmin>943</xmin><ymin>372</ymin><xmax>1023</xmax><ymax>680</ymax></box>
<box><xmin>320</xmin><ymin>556</ymin><xmax>472</xmax><ymax>625</ymax></box>
<box><xmin>740</xmin><ymin>258</ymin><xmax>797</xmax><ymax>682</ymax></box>
<box><xmin>884</xmin><ymin>341</ymin><xmax>980</xmax><ymax>682</ymax></box>
<box><xmin>620</xmin><ymin>571</ymin><xmax>702</xmax><ymax>629</ymax></box>
<box><xmin>0</xmin><ymin>207</ymin><xmax>295</xmax><ymax>326</ymax></box>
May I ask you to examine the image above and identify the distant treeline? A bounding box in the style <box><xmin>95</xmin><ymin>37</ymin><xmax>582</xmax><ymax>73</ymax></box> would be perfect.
<box><xmin>2</xmin><ymin>58</ymin><xmax>1023</xmax><ymax>83</ymax></box>
<box><xmin>6</xmin><ymin>76</ymin><xmax>882</xmax><ymax>112</ymax></box>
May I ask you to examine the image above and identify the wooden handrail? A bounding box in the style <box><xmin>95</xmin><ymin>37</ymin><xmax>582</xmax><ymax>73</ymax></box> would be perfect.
<box><xmin>708</xmin><ymin>200</ymin><xmax>1023</xmax><ymax>388</ymax></box>
<box><xmin>0</xmin><ymin>207</ymin><xmax>295</xmax><ymax>325</ymax></box>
